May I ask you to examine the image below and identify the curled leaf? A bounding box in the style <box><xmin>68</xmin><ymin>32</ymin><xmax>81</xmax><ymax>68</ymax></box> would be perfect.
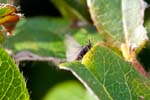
<box><xmin>0</xmin><ymin>14</ymin><xmax>20</xmax><ymax>33</ymax></box>
<box><xmin>88</xmin><ymin>0</ymin><xmax>148</xmax><ymax>61</ymax></box>
<box><xmin>0</xmin><ymin>4</ymin><xmax>20</xmax><ymax>34</ymax></box>
<box><xmin>0</xmin><ymin>4</ymin><xmax>17</xmax><ymax>17</ymax></box>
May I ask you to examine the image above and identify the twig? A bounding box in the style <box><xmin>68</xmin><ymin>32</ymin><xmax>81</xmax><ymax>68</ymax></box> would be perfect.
<box><xmin>12</xmin><ymin>51</ymin><xmax>66</xmax><ymax>65</ymax></box>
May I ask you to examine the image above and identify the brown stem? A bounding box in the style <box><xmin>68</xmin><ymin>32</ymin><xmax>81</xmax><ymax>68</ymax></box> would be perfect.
<box><xmin>132</xmin><ymin>59</ymin><xmax>147</xmax><ymax>77</ymax></box>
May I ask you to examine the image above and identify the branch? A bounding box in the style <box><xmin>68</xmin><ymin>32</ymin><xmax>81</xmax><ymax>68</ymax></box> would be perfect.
<box><xmin>12</xmin><ymin>51</ymin><xmax>66</xmax><ymax>65</ymax></box>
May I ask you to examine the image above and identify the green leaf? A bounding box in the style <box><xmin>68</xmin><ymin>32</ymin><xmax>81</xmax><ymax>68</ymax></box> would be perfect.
<box><xmin>88</xmin><ymin>0</ymin><xmax>148</xmax><ymax>51</ymax></box>
<box><xmin>3</xmin><ymin>17</ymin><xmax>71</xmax><ymax>58</ymax></box>
<box><xmin>0</xmin><ymin>48</ymin><xmax>29</xmax><ymax>100</ymax></box>
<box><xmin>14</xmin><ymin>17</ymin><xmax>71</xmax><ymax>35</ymax></box>
<box><xmin>60</xmin><ymin>45</ymin><xmax>150</xmax><ymax>99</ymax></box>
<box><xmin>60</xmin><ymin>62</ymin><xmax>112</xmax><ymax>100</ymax></box>
<box><xmin>43</xmin><ymin>81</ymin><xmax>96</xmax><ymax>100</ymax></box>
<box><xmin>0</xmin><ymin>0</ymin><xmax>8</xmax><ymax>4</ymax></box>
<box><xmin>51</xmin><ymin>0</ymin><xmax>90</xmax><ymax>21</ymax></box>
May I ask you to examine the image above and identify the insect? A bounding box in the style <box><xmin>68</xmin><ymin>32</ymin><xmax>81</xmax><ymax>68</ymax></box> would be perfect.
<box><xmin>65</xmin><ymin>35</ymin><xmax>92</xmax><ymax>61</ymax></box>
<box><xmin>75</xmin><ymin>40</ymin><xmax>91</xmax><ymax>60</ymax></box>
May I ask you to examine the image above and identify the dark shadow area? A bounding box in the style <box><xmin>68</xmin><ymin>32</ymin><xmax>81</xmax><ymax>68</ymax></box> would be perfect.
<box><xmin>145</xmin><ymin>0</ymin><xmax>150</xmax><ymax>4</ymax></box>
<box><xmin>20</xmin><ymin>61</ymin><xmax>78</xmax><ymax>100</ymax></box>
<box><xmin>19</xmin><ymin>0</ymin><xmax>61</xmax><ymax>17</ymax></box>
<box><xmin>137</xmin><ymin>42</ymin><xmax>150</xmax><ymax>72</ymax></box>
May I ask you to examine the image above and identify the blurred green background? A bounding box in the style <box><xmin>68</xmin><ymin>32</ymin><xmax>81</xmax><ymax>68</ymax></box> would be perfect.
<box><xmin>17</xmin><ymin>0</ymin><xmax>91</xmax><ymax>100</ymax></box>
